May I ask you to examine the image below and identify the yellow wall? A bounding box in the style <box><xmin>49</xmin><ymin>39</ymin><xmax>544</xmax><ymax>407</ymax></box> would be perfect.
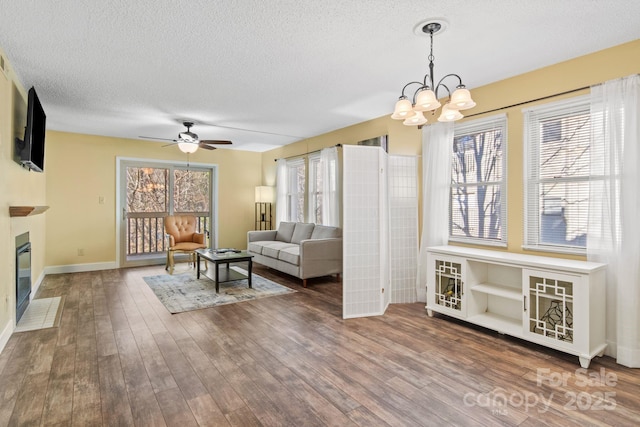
<box><xmin>0</xmin><ymin>48</ymin><xmax>47</xmax><ymax>337</ymax></box>
<box><xmin>45</xmin><ymin>131</ymin><xmax>262</xmax><ymax>267</ymax></box>
<box><xmin>1</xmin><ymin>39</ymin><xmax>639</xmax><ymax>348</ymax></box>
<box><xmin>261</xmin><ymin>39</ymin><xmax>640</xmax><ymax>260</ymax></box>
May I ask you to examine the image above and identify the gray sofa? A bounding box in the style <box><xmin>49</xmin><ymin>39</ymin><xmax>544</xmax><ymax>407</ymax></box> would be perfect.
<box><xmin>247</xmin><ymin>222</ymin><xmax>342</xmax><ymax>287</ymax></box>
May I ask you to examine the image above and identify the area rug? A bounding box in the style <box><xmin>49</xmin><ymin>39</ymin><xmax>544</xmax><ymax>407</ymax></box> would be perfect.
<box><xmin>143</xmin><ymin>267</ymin><xmax>295</xmax><ymax>314</ymax></box>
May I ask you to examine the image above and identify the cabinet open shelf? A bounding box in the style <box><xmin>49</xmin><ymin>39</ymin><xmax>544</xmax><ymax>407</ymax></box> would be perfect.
<box><xmin>471</xmin><ymin>283</ymin><xmax>522</xmax><ymax>301</ymax></box>
<box><xmin>468</xmin><ymin>312</ymin><xmax>521</xmax><ymax>336</ymax></box>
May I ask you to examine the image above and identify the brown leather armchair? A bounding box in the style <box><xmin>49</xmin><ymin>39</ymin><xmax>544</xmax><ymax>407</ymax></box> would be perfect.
<box><xmin>164</xmin><ymin>215</ymin><xmax>207</xmax><ymax>274</ymax></box>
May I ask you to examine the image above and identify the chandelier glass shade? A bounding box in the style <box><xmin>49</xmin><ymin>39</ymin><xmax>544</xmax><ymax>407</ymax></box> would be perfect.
<box><xmin>391</xmin><ymin>21</ymin><xmax>476</xmax><ymax>127</ymax></box>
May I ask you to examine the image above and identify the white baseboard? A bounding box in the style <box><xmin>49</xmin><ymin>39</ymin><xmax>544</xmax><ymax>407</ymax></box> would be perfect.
<box><xmin>44</xmin><ymin>261</ymin><xmax>117</xmax><ymax>275</ymax></box>
<box><xmin>31</xmin><ymin>270</ymin><xmax>46</xmax><ymax>298</ymax></box>
<box><xmin>0</xmin><ymin>319</ymin><xmax>14</xmax><ymax>355</ymax></box>
<box><xmin>604</xmin><ymin>339</ymin><xmax>617</xmax><ymax>358</ymax></box>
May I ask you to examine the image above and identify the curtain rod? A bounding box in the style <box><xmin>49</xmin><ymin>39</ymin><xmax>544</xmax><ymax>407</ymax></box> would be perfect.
<box><xmin>274</xmin><ymin>144</ymin><xmax>342</xmax><ymax>162</ymax></box>
<box><xmin>463</xmin><ymin>85</ymin><xmax>591</xmax><ymax>119</ymax></box>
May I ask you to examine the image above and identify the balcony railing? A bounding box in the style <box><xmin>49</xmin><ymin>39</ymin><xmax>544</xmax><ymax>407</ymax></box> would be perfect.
<box><xmin>126</xmin><ymin>213</ymin><xmax>210</xmax><ymax>256</ymax></box>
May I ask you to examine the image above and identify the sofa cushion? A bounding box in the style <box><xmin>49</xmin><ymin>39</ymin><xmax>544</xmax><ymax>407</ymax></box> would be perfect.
<box><xmin>262</xmin><ymin>241</ymin><xmax>297</xmax><ymax>259</ymax></box>
<box><xmin>278</xmin><ymin>246</ymin><xmax>300</xmax><ymax>266</ymax></box>
<box><xmin>310</xmin><ymin>225</ymin><xmax>341</xmax><ymax>239</ymax></box>
<box><xmin>291</xmin><ymin>223</ymin><xmax>315</xmax><ymax>244</ymax></box>
<box><xmin>276</xmin><ymin>222</ymin><xmax>296</xmax><ymax>242</ymax></box>
<box><xmin>248</xmin><ymin>241</ymin><xmax>267</xmax><ymax>254</ymax></box>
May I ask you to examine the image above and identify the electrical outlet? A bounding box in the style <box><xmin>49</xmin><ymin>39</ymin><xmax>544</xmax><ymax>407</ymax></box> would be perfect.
<box><xmin>77</xmin><ymin>248</ymin><xmax>84</xmax><ymax>256</ymax></box>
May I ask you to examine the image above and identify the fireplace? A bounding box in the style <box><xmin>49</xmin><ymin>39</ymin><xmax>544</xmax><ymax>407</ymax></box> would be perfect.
<box><xmin>16</xmin><ymin>232</ymin><xmax>31</xmax><ymax>322</ymax></box>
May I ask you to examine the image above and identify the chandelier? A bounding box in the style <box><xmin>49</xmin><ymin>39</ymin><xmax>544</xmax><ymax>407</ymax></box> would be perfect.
<box><xmin>391</xmin><ymin>21</ymin><xmax>476</xmax><ymax>126</ymax></box>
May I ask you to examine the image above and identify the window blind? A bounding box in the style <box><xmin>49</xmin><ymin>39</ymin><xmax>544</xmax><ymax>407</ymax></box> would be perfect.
<box><xmin>523</xmin><ymin>96</ymin><xmax>592</xmax><ymax>252</ymax></box>
<box><xmin>450</xmin><ymin>114</ymin><xmax>507</xmax><ymax>245</ymax></box>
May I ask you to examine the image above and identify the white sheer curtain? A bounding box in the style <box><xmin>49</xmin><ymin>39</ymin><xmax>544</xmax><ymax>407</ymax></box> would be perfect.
<box><xmin>320</xmin><ymin>146</ymin><xmax>340</xmax><ymax>226</ymax></box>
<box><xmin>275</xmin><ymin>158</ymin><xmax>287</xmax><ymax>229</ymax></box>
<box><xmin>588</xmin><ymin>74</ymin><xmax>640</xmax><ymax>367</ymax></box>
<box><xmin>416</xmin><ymin>122</ymin><xmax>454</xmax><ymax>302</ymax></box>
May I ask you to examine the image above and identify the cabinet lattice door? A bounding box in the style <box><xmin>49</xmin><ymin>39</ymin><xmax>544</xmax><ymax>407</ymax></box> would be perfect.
<box><xmin>526</xmin><ymin>272</ymin><xmax>575</xmax><ymax>344</ymax></box>
<box><xmin>434</xmin><ymin>260</ymin><xmax>464</xmax><ymax>312</ymax></box>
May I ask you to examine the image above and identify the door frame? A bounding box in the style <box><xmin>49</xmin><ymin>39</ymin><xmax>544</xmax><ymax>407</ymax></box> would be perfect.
<box><xmin>115</xmin><ymin>156</ymin><xmax>219</xmax><ymax>268</ymax></box>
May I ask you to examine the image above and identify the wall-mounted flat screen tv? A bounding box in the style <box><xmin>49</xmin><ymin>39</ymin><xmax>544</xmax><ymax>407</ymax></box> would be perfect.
<box><xmin>15</xmin><ymin>86</ymin><xmax>46</xmax><ymax>172</ymax></box>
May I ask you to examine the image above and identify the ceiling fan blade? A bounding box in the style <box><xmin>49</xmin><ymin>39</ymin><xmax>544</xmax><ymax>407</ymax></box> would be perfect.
<box><xmin>139</xmin><ymin>135</ymin><xmax>176</xmax><ymax>142</ymax></box>
<box><xmin>198</xmin><ymin>143</ymin><xmax>217</xmax><ymax>150</ymax></box>
<box><xmin>162</xmin><ymin>141</ymin><xmax>179</xmax><ymax>147</ymax></box>
<box><xmin>200</xmin><ymin>139</ymin><xmax>233</xmax><ymax>145</ymax></box>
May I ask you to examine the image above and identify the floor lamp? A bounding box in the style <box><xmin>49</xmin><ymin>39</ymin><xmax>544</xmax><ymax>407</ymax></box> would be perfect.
<box><xmin>255</xmin><ymin>186</ymin><xmax>274</xmax><ymax>230</ymax></box>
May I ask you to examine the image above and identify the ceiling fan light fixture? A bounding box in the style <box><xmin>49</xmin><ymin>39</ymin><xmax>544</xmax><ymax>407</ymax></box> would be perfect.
<box><xmin>178</xmin><ymin>142</ymin><xmax>198</xmax><ymax>153</ymax></box>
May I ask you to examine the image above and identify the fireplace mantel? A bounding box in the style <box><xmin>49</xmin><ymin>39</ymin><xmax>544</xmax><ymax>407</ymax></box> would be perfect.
<box><xmin>9</xmin><ymin>206</ymin><xmax>50</xmax><ymax>217</ymax></box>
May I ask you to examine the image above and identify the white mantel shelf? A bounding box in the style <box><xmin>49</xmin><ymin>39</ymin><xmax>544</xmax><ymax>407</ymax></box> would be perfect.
<box><xmin>9</xmin><ymin>206</ymin><xmax>50</xmax><ymax>217</ymax></box>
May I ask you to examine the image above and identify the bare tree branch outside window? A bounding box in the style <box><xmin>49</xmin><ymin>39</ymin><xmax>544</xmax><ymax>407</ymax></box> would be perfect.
<box><xmin>450</xmin><ymin>126</ymin><xmax>504</xmax><ymax>241</ymax></box>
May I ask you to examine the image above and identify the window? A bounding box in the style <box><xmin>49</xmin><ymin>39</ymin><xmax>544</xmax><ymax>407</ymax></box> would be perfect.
<box><xmin>278</xmin><ymin>148</ymin><xmax>339</xmax><ymax>226</ymax></box>
<box><xmin>308</xmin><ymin>153</ymin><xmax>322</xmax><ymax>224</ymax></box>
<box><xmin>450</xmin><ymin>114</ymin><xmax>507</xmax><ymax>245</ymax></box>
<box><xmin>286</xmin><ymin>158</ymin><xmax>306</xmax><ymax>222</ymax></box>
<box><xmin>524</xmin><ymin>96</ymin><xmax>591</xmax><ymax>253</ymax></box>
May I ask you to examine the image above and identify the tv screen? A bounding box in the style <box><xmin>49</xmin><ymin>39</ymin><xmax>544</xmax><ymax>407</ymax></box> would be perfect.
<box><xmin>17</xmin><ymin>87</ymin><xmax>46</xmax><ymax>172</ymax></box>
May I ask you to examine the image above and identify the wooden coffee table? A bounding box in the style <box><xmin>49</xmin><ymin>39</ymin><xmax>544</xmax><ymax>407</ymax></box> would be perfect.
<box><xmin>195</xmin><ymin>249</ymin><xmax>254</xmax><ymax>293</ymax></box>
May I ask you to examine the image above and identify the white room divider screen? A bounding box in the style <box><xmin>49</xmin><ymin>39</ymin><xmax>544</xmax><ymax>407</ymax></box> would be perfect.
<box><xmin>342</xmin><ymin>145</ymin><xmax>418</xmax><ymax>318</ymax></box>
<box><xmin>388</xmin><ymin>155</ymin><xmax>419</xmax><ymax>304</ymax></box>
<box><xmin>343</xmin><ymin>146</ymin><xmax>388</xmax><ymax>318</ymax></box>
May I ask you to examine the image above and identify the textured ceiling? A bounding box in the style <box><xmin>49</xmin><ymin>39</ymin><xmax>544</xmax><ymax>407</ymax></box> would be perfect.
<box><xmin>1</xmin><ymin>0</ymin><xmax>639</xmax><ymax>152</ymax></box>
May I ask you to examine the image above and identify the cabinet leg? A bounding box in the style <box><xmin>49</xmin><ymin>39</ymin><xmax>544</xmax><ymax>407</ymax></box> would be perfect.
<box><xmin>579</xmin><ymin>356</ymin><xmax>591</xmax><ymax>369</ymax></box>
<box><xmin>426</xmin><ymin>308</ymin><xmax>434</xmax><ymax>317</ymax></box>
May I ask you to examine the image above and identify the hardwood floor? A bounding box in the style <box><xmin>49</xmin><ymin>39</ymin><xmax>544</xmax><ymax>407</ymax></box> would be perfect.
<box><xmin>0</xmin><ymin>263</ymin><xmax>638</xmax><ymax>426</ymax></box>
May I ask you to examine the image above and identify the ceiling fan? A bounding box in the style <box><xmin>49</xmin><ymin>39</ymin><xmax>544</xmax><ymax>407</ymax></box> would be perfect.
<box><xmin>139</xmin><ymin>121</ymin><xmax>232</xmax><ymax>153</ymax></box>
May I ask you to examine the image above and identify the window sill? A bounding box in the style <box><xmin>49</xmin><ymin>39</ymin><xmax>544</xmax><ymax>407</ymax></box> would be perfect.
<box><xmin>521</xmin><ymin>245</ymin><xmax>586</xmax><ymax>257</ymax></box>
<box><xmin>448</xmin><ymin>237</ymin><xmax>507</xmax><ymax>248</ymax></box>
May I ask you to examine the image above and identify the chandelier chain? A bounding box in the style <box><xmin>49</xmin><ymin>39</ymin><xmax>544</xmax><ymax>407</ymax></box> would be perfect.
<box><xmin>428</xmin><ymin>30</ymin><xmax>435</xmax><ymax>63</ymax></box>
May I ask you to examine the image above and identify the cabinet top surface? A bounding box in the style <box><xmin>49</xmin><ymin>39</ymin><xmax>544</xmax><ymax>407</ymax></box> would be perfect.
<box><xmin>427</xmin><ymin>245</ymin><xmax>606</xmax><ymax>273</ymax></box>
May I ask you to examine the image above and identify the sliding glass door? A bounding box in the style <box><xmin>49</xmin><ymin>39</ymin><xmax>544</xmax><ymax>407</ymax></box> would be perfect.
<box><xmin>117</xmin><ymin>158</ymin><xmax>217</xmax><ymax>267</ymax></box>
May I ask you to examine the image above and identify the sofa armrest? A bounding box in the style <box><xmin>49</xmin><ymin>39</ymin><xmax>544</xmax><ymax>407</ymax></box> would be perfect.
<box><xmin>300</xmin><ymin>238</ymin><xmax>343</xmax><ymax>260</ymax></box>
<box><xmin>247</xmin><ymin>230</ymin><xmax>277</xmax><ymax>243</ymax></box>
<box><xmin>299</xmin><ymin>238</ymin><xmax>343</xmax><ymax>279</ymax></box>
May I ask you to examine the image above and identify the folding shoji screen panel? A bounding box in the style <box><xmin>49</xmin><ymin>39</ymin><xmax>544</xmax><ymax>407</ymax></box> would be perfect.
<box><xmin>388</xmin><ymin>155</ymin><xmax>418</xmax><ymax>304</ymax></box>
<box><xmin>343</xmin><ymin>145</ymin><xmax>389</xmax><ymax>318</ymax></box>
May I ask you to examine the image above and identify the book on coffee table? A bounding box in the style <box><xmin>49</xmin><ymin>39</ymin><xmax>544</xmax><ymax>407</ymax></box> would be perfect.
<box><xmin>214</xmin><ymin>248</ymin><xmax>241</xmax><ymax>254</ymax></box>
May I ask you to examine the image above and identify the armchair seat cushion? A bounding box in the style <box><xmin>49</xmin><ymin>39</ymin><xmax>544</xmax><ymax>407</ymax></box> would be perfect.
<box><xmin>171</xmin><ymin>241</ymin><xmax>206</xmax><ymax>251</ymax></box>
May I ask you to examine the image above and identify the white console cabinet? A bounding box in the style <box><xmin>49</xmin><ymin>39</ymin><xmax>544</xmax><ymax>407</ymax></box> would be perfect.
<box><xmin>426</xmin><ymin>246</ymin><xmax>607</xmax><ymax>368</ymax></box>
